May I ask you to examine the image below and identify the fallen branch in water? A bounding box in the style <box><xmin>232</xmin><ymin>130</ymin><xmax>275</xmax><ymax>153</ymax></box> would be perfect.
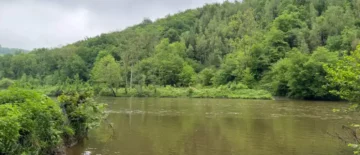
<box><xmin>327</xmin><ymin>125</ymin><xmax>360</xmax><ymax>145</ymax></box>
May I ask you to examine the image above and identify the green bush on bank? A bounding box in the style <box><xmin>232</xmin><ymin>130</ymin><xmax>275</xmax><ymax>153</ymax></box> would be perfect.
<box><xmin>7</xmin><ymin>76</ymin><xmax>272</xmax><ymax>100</ymax></box>
<box><xmin>58</xmin><ymin>89</ymin><xmax>106</xmax><ymax>144</ymax></box>
<box><xmin>0</xmin><ymin>89</ymin><xmax>65</xmax><ymax>154</ymax></box>
<box><xmin>0</xmin><ymin>78</ymin><xmax>14</xmax><ymax>89</ymax></box>
<box><xmin>99</xmin><ymin>84</ymin><xmax>272</xmax><ymax>100</ymax></box>
<box><xmin>191</xmin><ymin>88</ymin><xmax>272</xmax><ymax>99</ymax></box>
<box><xmin>0</xmin><ymin>88</ymin><xmax>105</xmax><ymax>155</ymax></box>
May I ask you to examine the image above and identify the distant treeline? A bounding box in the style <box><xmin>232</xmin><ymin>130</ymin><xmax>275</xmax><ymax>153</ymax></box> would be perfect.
<box><xmin>0</xmin><ymin>45</ymin><xmax>27</xmax><ymax>55</ymax></box>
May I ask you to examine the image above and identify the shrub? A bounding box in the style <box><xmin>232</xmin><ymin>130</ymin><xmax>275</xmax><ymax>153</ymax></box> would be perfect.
<box><xmin>0</xmin><ymin>89</ymin><xmax>65</xmax><ymax>154</ymax></box>
<box><xmin>58</xmin><ymin>89</ymin><xmax>106</xmax><ymax>144</ymax></box>
<box><xmin>0</xmin><ymin>78</ymin><xmax>14</xmax><ymax>89</ymax></box>
<box><xmin>0</xmin><ymin>88</ymin><xmax>106</xmax><ymax>154</ymax></box>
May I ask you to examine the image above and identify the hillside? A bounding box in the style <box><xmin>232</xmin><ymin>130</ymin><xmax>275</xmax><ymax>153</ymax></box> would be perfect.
<box><xmin>0</xmin><ymin>46</ymin><xmax>27</xmax><ymax>55</ymax></box>
<box><xmin>0</xmin><ymin>0</ymin><xmax>359</xmax><ymax>99</ymax></box>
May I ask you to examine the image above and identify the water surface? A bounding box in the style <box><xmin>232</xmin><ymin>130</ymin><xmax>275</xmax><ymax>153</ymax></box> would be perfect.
<box><xmin>67</xmin><ymin>98</ymin><xmax>358</xmax><ymax>155</ymax></box>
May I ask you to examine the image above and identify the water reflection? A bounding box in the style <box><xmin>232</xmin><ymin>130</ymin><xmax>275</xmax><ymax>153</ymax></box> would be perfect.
<box><xmin>67</xmin><ymin>98</ymin><xmax>356</xmax><ymax>155</ymax></box>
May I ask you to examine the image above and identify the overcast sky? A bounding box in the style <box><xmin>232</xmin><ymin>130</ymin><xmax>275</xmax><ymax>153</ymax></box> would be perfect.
<box><xmin>0</xmin><ymin>0</ymin><xmax>227</xmax><ymax>50</ymax></box>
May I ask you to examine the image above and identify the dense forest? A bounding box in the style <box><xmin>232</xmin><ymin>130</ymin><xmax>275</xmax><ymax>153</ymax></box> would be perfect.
<box><xmin>1</xmin><ymin>0</ymin><xmax>360</xmax><ymax>100</ymax></box>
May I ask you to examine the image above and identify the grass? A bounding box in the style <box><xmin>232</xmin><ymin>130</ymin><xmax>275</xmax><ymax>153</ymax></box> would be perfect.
<box><xmin>101</xmin><ymin>86</ymin><xmax>273</xmax><ymax>100</ymax></box>
<box><xmin>9</xmin><ymin>83</ymin><xmax>273</xmax><ymax>100</ymax></box>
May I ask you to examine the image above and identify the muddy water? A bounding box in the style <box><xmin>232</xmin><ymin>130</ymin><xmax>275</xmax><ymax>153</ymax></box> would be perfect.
<box><xmin>67</xmin><ymin>98</ymin><xmax>357</xmax><ymax>155</ymax></box>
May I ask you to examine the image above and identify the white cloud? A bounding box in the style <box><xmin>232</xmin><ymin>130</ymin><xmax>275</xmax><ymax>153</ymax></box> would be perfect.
<box><xmin>0</xmin><ymin>0</ymin><xmax>104</xmax><ymax>49</ymax></box>
<box><xmin>0</xmin><ymin>0</ymin><xmax>228</xmax><ymax>50</ymax></box>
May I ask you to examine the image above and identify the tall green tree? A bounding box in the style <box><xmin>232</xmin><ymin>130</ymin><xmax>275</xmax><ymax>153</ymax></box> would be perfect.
<box><xmin>91</xmin><ymin>55</ymin><xmax>122</xmax><ymax>96</ymax></box>
<box><xmin>267</xmin><ymin>47</ymin><xmax>338</xmax><ymax>99</ymax></box>
<box><xmin>325</xmin><ymin>46</ymin><xmax>360</xmax><ymax>102</ymax></box>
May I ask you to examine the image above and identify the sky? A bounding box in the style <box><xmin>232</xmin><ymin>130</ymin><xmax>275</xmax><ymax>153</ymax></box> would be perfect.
<box><xmin>0</xmin><ymin>0</ymin><xmax>226</xmax><ymax>50</ymax></box>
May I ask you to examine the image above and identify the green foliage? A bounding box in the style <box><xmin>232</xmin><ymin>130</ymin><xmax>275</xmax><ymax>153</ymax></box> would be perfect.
<box><xmin>178</xmin><ymin>63</ymin><xmax>196</xmax><ymax>86</ymax></box>
<box><xmin>325</xmin><ymin>45</ymin><xmax>360</xmax><ymax>103</ymax></box>
<box><xmin>110</xmin><ymin>85</ymin><xmax>272</xmax><ymax>100</ymax></box>
<box><xmin>0</xmin><ymin>88</ymin><xmax>46</xmax><ymax>104</ymax></box>
<box><xmin>138</xmin><ymin>39</ymin><xmax>186</xmax><ymax>86</ymax></box>
<box><xmin>1</xmin><ymin>0</ymin><xmax>360</xmax><ymax>100</ymax></box>
<box><xmin>0</xmin><ymin>89</ymin><xmax>64</xmax><ymax>154</ymax></box>
<box><xmin>266</xmin><ymin>47</ymin><xmax>338</xmax><ymax>99</ymax></box>
<box><xmin>325</xmin><ymin>45</ymin><xmax>360</xmax><ymax>154</ymax></box>
<box><xmin>0</xmin><ymin>104</ymin><xmax>22</xmax><ymax>154</ymax></box>
<box><xmin>61</xmin><ymin>54</ymin><xmax>88</xmax><ymax>81</ymax></box>
<box><xmin>5</xmin><ymin>1</ymin><xmax>360</xmax><ymax>151</ymax></box>
<box><xmin>198</xmin><ymin>68</ymin><xmax>215</xmax><ymax>86</ymax></box>
<box><xmin>191</xmin><ymin>86</ymin><xmax>271</xmax><ymax>99</ymax></box>
<box><xmin>241</xmin><ymin>68</ymin><xmax>256</xmax><ymax>88</ymax></box>
<box><xmin>91</xmin><ymin>54</ymin><xmax>122</xmax><ymax>96</ymax></box>
<box><xmin>58</xmin><ymin>89</ymin><xmax>106</xmax><ymax>143</ymax></box>
<box><xmin>0</xmin><ymin>88</ymin><xmax>105</xmax><ymax>154</ymax></box>
<box><xmin>0</xmin><ymin>78</ymin><xmax>14</xmax><ymax>89</ymax></box>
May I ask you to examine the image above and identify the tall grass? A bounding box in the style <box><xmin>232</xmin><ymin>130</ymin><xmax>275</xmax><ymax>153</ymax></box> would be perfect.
<box><xmin>101</xmin><ymin>86</ymin><xmax>273</xmax><ymax>100</ymax></box>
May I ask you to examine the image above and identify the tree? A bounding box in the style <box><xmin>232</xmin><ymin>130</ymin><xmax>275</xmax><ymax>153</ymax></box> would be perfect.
<box><xmin>199</xmin><ymin>68</ymin><xmax>215</xmax><ymax>86</ymax></box>
<box><xmin>311</xmin><ymin>6</ymin><xmax>354</xmax><ymax>47</ymax></box>
<box><xmin>241</xmin><ymin>68</ymin><xmax>256</xmax><ymax>88</ymax></box>
<box><xmin>178</xmin><ymin>63</ymin><xmax>196</xmax><ymax>87</ymax></box>
<box><xmin>325</xmin><ymin>46</ymin><xmax>360</xmax><ymax>102</ymax></box>
<box><xmin>229</xmin><ymin>8</ymin><xmax>259</xmax><ymax>38</ymax></box>
<box><xmin>91</xmin><ymin>55</ymin><xmax>122</xmax><ymax>97</ymax></box>
<box><xmin>61</xmin><ymin>54</ymin><xmax>88</xmax><ymax>81</ymax></box>
<box><xmin>325</xmin><ymin>46</ymin><xmax>360</xmax><ymax>155</ymax></box>
<box><xmin>265</xmin><ymin>28</ymin><xmax>290</xmax><ymax>63</ymax></box>
<box><xmin>267</xmin><ymin>47</ymin><xmax>338</xmax><ymax>99</ymax></box>
<box><xmin>138</xmin><ymin>39</ymin><xmax>186</xmax><ymax>86</ymax></box>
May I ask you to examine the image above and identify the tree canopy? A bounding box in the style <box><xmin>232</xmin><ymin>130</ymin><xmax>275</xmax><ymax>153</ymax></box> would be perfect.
<box><xmin>1</xmin><ymin>0</ymin><xmax>360</xmax><ymax>100</ymax></box>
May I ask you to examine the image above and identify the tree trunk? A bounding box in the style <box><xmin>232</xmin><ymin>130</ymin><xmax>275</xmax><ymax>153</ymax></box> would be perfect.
<box><xmin>124</xmin><ymin>58</ymin><xmax>129</xmax><ymax>94</ymax></box>
<box><xmin>130</xmin><ymin>65</ymin><xmax>133</xmax><ymax>88</ymax></box>
<box><xmin>154</xmin><ymin>85</ymin><xmax>157</xmax><ymax>95</ymax></box>
<box><xmin>110</xmin><ymin>87</ymin><xmax>116</xmax><ymax>97</ymax></box>
<box><xmin>125</xmin><ymin>71</ymin><xmax>128</xmax><ymax>94</ymax></box>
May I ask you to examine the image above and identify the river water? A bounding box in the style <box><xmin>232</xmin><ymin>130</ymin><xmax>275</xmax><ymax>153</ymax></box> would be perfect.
<box><xmin>67</xmin><ymin>97</ymin><xmax>358</xmax><ymax>155</ymax></box>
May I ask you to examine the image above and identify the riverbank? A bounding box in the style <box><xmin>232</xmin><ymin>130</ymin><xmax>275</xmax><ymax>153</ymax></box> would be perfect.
<box><xmin>98</xmin><ymin>86</ymin><xmax>273</xmax><ymax>100</ymax></box>
<box><xmin>37</xmin><ymin>85</ymin><xmax>273</xmax><ymax>100</ymax></box>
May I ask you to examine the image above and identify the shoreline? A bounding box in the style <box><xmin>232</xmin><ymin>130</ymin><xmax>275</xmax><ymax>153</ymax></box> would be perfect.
<box><xmin>42</xmin><ymin>86</ymin><xmax>274</xmax><ymax>100</ymax></box>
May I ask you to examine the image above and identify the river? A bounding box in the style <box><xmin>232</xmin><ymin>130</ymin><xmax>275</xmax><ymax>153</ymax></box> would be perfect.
<box><xmin>67</xmin><ymin>97</ymin><xmax>358</xmax><ymax>155</ymax></box>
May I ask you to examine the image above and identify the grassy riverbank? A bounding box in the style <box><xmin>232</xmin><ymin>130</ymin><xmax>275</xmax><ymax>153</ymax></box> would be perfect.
<box><xmin>100</xmin><ymin>86</ymin><xmax>273</xmax><ymax>100</ymax></box>
<box><xmin>33</xmin><ymin>85</ymin><xmax>272</xmax><ymax>100</ymax></box>
<box><xmin>0</xmin><ymin>79</ymin><xmax>272</xmax><ymax>100</ymax></box>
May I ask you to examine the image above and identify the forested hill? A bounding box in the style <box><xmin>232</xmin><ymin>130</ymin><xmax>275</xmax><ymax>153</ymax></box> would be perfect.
<box><xmin>0</xmin><ymin>46</ymin><xmax>27</xmax><ymax>55</ymax></box>
<box><xmin>1</xmin><ymin>0</ymin><xmax>360</xmax><ymax>100</ymax></box>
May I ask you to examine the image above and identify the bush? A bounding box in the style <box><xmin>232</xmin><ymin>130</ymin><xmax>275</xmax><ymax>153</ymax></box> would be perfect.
<box><xmin>58</xmin><ymin>89</ymin><xmax>106</xmax><ymax>144</ymax></box>
<box><xmin>113</xmin><ymin>85</ymin><xmax>272</xmax><ymax>100</ymax></box>
<box><xmin>0</xmin><ymin>78</ymin><xmax>14</xmax><ymax>89</ymax></box>
<box><xmin>227</xmin><ymin>82</ymin><xmax>249</xmax><ymax>90</ymax></box>
<box><xmin>199</xmin><ymin>68</ymin><xmax>215</xmax><ymax>86</ymax></box>
<box><xmin>0</xmin><ymin>89</ymin><xmax>65</xmax><ymax>154</ymax></box>
<box><xmin>0</xmin><ymin>88</ymin><xmax>46</xmax><ymax>105</ymax></box>
<box><xmin>0</xmin><ymin>88</ymin><xmax>106</xmax><ymax>155</ymax></box>
<box><xmin>0</xmin><ymin>104</ymin><xmax>22</xmax><ymax>154</ymax></box>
